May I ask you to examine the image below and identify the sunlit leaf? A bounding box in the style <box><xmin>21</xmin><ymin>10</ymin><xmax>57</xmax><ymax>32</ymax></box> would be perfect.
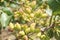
<box><xmin>1</xmin><ymin>12</ymin><xmax>12</xmax><ymax>27</ymax></box>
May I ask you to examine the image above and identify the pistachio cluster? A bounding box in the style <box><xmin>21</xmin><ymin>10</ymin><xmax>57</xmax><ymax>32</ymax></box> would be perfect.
<box><xmin>0</xmin><ymin>0</ymin><xmax>60</xmax><ymax>40</ymax></box>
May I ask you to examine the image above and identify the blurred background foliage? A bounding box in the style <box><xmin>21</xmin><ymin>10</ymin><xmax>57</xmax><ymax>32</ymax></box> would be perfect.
<box><xmin>0</xmin><ymin>0</ymin><xmax>60</xmax><ymax>40</ymax></box>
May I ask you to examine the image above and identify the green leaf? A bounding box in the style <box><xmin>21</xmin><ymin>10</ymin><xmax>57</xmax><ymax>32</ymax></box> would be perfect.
<box><xmin>10</xmin><ymin>4</ymin><xmax>18</xmax><ymax>8</ymax></box>
<box><xmin>54</xmin><ymin>31</ymin><xmax>60</xmax><ymax>40</ymax></box>
<box><xmin>47</xmin><ymin>0</ymin><xmax>60</xmax><ymax>15</ymax></box>
<box><xmin>2</xmin><ymin>7</ymin><xmax>13</xmax><ymax>15</ymax></box>
<box><xmin>0</xmin><ymin>12</ymin><xmax>12</xmax><ymax>27</ymax></box>
<box><xmin>46</xmin><ymin>29</ymin><xmax>53</xmax><ymax>38</ymax></box>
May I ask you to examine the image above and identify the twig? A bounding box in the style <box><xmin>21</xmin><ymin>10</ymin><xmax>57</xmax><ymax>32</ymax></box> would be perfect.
<box><xmin>41</xmin><ymin>15</ymin><xmax>56</xmax><ymax>33</ymax></box>
<box><xmin>27</xmin><ymin>36</ymin><xmax>33</xmax><ymax>40</ymax></box>
<box><xmin>41</xmin><ymin>22</ymin><xmax>55</xmax><ymax>33</ymax></box>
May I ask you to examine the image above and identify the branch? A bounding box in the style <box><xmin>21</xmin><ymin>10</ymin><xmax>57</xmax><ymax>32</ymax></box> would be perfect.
<box><xmin>40</xmin><ymin>15</ymin><xmax>56</xmax><ymax>33</ymax></box>
<box><xmin>41</xmin><ymin>22</ymin><xmax>55</xmax><ymax>33</ymax></box>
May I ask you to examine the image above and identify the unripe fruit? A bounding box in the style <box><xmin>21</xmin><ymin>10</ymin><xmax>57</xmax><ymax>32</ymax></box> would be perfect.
<box><xmin>19</xmin><ymin>31</ymin><xmax>25</xmax><ymax>36</ymax></box>
<box><xmin>14</xmin><ymin>23</ymin><xmax>21</xmax><ymax>30</ymax></box>
<box><xmin>8</xmin><ymin>23</ymin><xmax>14</xmax><ymax>32</ymax></box>
<box><xmin>25</xmin><ymin>28</ymin><xmax>30</xmax><ymax>34</ymax></box>
<box><xmin>14</xmin><ymin>14</ymin><xmax>19</xmax><ymax>18</ymax></box>
<box><xmin>26</xmin><ymin>7</ymin><xmax>32</xmax><ymax>13</ymax></box>
<box><xmin>30</xmin><ymin>23</ymin><xmax>36</xmax><ymax>32</ymax></box>
<box><xmin>21</xmin><ymin>24</ymin><xmax>28</xmax><ymax>30</ymax></box>
<box><xmin>9</xmin><ymin>22</ymin><xmax>14</xmax><ymax>29</ymax></box>
<box><xmin>14</xmin><ymin>11</ymin><xmax>20</xmax><ymax>16</ymax></box>
<box><xmin>41</xmin><ymin>13</ymin><xmax>48</xmax><ymax>18</ymax></box>
<box><xmin>30</xmin><ymin>13</ymin><xmax>34</xmax><ymax>18</ymax></box>
<box><xmin>23</xmin><ymin>35</ymin><xmax>28</xmax><ymax>40</ymax></box>
<box><xmin>36</xmin><ymin>9</ymin><xmax>42</xmax><ymax>14</ymax></box>
<box><xmin>30</xmin><ymin>1</ymin><xmax>36</xmax><ymax>8</ymax></box>
<box><xmin>14</xmin><ymin>11</ymin><xmax>20</xmax><ymax>14</ymax></box>
<box><xmin>37</xmin><ymin>32</ymin><xmax>41</xmax><ymax>37</ymax></box>
<box><xmin>14</xmin><ymin>11</ymin><xmax>20</xmax><ymax>20</ymax></box>
<box><xmin>41</xmin><ymin>35</ymin><xmax>46</xmax><ymax>38</ymax></box>
<box><xmin>40</xmin><ymin>20</ymin><xmax>44</xmax><ymax>25</ymax></box>
<box><xmin>30</xmin><ymin>23</ymin><xmax>36</xmax><ymax>27</ymax></box>
<box><xmin>25</xmin><ymin>1</ymin><xmax>30</xmax><ymax>6</ymax></box>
